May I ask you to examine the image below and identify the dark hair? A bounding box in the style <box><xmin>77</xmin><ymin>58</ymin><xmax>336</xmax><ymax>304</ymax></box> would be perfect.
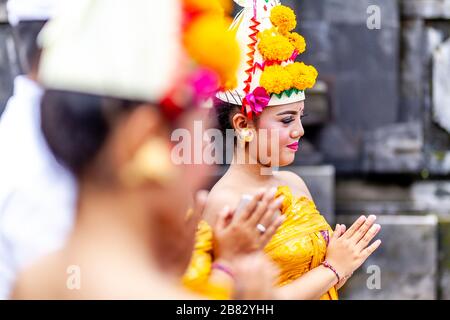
<box><xmin>214</xmin><ymin>98</ymin><xmax>241</xmax><ymax>137</ymax></box>
<box><xmin>12</xmin><ymin>21</ymin><xmax>47</xmax><ymax>75</ymax></box>
<box><xmin>41</xmin><ymin>90</ymin><xmax>144</xmax><ymax>177</ymax></box>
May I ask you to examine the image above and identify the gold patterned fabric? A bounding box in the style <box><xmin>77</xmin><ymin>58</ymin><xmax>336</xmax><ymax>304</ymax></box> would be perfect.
<box><xmin>182</xmin><ymin>220</ymin><xmax>233</xmax><ymax>300</ymax></box>
<box><xmin>183</xmin><ymin>186</ymin><xmax>338</xmax><ymax>300</ymax></box>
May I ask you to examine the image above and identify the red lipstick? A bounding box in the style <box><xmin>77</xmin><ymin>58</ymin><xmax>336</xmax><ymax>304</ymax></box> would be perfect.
<box><xmin>287</xmin><ymin>142</ymin><xmax>299</xmax><ymax>151</ymax></box>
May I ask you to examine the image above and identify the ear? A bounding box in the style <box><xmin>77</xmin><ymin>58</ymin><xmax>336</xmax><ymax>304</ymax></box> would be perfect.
<box><xmin>113</xmin><ymin>104</ymin><xmax>163</xmax><ymax>168</ymax></box>
<box><xmin>232</xmin><ymin>112</ymin><xmax>255</xmax><ymax>134</ymax></box>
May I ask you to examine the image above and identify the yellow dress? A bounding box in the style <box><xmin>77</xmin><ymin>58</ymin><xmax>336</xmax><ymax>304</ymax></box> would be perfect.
<box><xmin>182</xmin><ymin>186</ymin><xmax>338</xmax><ymax>300</ymax></box>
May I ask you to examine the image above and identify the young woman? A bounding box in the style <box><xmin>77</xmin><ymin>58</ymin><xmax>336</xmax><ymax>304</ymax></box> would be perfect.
<box><xmin>10</xmin><ymin>0</ymin><xmax>280</xmax><ymax>300</ymax></box>
<box><xmin>186</xmin><ymin>0</ymin><xmax>382</xmax><ymax>300</ymax></box>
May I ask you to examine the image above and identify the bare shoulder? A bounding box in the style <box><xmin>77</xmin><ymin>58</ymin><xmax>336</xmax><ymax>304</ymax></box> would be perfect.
<box><xmin>10</xmin><ymin>268</ymin><xmax>33</xmax><ymax>299</ymax></box>
<box><xmin>11</xmin><ymin>253</ymin><xmax>63</xmax><ymax>299</ymax></box>
<box><xmin>275</xmin><ymin>170</ymin><xmax>313</xmax><ymax>200</ymax></box>
<box><xmin>203</xmin><ymin>182</ymin><xmax>241</xmax><ymax>225</ymax></box>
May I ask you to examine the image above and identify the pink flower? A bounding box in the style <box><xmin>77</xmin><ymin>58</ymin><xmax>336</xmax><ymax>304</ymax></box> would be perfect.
<box><xmin>244</xmin><ymin>87</ymin><xmax>270</xmax><ymax>114</ymax></box>
<box><xmin>190</xmin><ymin>68</ymin><xmax>220</xmax><ymax>101</ymax></box>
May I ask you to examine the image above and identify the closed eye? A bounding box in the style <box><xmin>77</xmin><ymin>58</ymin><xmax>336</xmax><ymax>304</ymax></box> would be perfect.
<box><xmin>281</xmin><ymin>116</ymin><xmax>295</xmax><ymax>124</ymax></box>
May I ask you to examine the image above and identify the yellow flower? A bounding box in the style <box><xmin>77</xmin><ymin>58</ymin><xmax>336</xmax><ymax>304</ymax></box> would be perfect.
<box><xmin>260</xmin><ymin>65</ymin><xmax>293</xmax><ymax>94</ymax></box>
<box><xmin>287</xmin><ymin>32</ymin><xmax>306</xmax><ymax>54</ymax></box>
<box><xmin>217</xmin><ymin>0</ymin><xmax>233</xmax><ymax>13</ymax></box>
<box><xmin>270</xmin><ymin>5</ymin><xmax>297</xmax><ymax>34</ymax></box>
<box><xmin>285</xmin><ymin>62</ymin><xmax>318</xmax><ymax>90</ymax></box>
<box><xmin>183</xmin><ymin>0</ymin><xmax>224</xmax><ymax>15</ymax></box>
<box><xmin>258</xmin><ymin>29</ymin><xmax>295</xmax><ymax>62</ymax></box>
<box><xmin>184</xmin><ymin>15</ymin><xmax>240</xmax><ymax>89</ymax></box>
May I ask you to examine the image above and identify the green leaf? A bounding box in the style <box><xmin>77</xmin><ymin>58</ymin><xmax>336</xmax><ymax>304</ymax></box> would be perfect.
<box><xmin>271</xmin><ymin>88</ymin><xmax>303</xmax><ymax>99</ymax></box>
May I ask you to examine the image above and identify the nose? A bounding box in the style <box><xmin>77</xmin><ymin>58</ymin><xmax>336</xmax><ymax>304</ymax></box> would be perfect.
<box><xmin>290</xmin><ymin>121</ymin><xmax>304</xmax><ymax>139</ymax></box>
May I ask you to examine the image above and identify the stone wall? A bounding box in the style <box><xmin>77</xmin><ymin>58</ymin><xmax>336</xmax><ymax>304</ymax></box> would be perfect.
<box><xmin>338</xmin><ymin>215</ymin><xmax>438</xmax><ymax>300</ymax></box>
<box><xmin>0</xmin><ymin>0</ymin><xmax>16</xmax><ymax>114</ymax></box>
<box><xmin>283</xmin><ymin>0</ymin><xmax>450</xmax><ymax>299</ymax></box>
<box><xmin>285</xmin><ymin>0</ymin><xmax>400</xmax><ymax>173</ymax></box>
<box><xmin>282</xmin><ymin>0</ymin><xmax>450</xmax><ymax>176</ymax></box>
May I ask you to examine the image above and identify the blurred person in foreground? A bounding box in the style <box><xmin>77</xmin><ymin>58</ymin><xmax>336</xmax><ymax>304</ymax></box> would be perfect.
<box><xmin>0</xmin><ymin>0</ymin><xmax>76</xmax><ymax>300</ymax></box>
<box><xmin>10</xmin><ymin>0</ymin><xmax>282</xmax><ymax>299</ymax></box>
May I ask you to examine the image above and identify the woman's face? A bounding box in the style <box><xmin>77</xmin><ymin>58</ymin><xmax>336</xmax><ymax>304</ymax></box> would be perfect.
<box><xmin>144</xmin><ymin>106</ymin><xmax>215</xmax><ymax>276</ymax></box>
<box><xmin>250</xmin><ymin>101</ymin><xmax>305</xmax><ymax>167</ymax></box>
<box><xmin>173</xmin><ymin>106</ymin><xmax>216</xmax><ymax>193</ymax></box>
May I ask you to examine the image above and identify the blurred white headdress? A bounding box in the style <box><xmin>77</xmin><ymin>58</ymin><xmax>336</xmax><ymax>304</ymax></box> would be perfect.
<box><xmin>38</xmin><ymin>0</ymin><xmax>240</xmax><ymax>109</ymax></box>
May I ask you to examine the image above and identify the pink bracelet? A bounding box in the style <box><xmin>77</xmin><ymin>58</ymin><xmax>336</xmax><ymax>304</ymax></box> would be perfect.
<box><xmin>212</xmin><ymin>263</ymin><xmax>235</xmax><ymax>280</ymax></box>
<box><xmin>321</xmin><ymin>260</ymin><xmax>341</xmax><ymax>283</ymax></box>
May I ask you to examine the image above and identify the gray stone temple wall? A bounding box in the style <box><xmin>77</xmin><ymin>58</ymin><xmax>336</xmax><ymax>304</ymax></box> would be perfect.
<box><xmin>284</xmin><ymin>0</ymin><xmax>450</xmax><ymax>176</ymax></box>
<box><xmin>286</xmin><ymin>0</ymin><xmax>400</xmax><ymax>173</ymax></box>
<box><xmin>0</xmin><ymin>0</ymin><xmax>17</xmax><ymax>115</ymax></box>
<box><xmin>283</xmin><ymin>0</ymin><xmax>450</xmax><ymax>300</ymax></box>
<box><xmin>0</xmin><ymin>0</ymin><xmax>19</xmax><ymax>116</ymax></box>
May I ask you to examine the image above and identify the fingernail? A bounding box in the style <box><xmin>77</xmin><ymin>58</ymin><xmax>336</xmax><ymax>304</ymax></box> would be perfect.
<box><xmin>374</xmin><ymin>224</ymin><xmax>381</xmax><ymax>230</ymax></box>
<box><xmin>257</xmin><ymin>188</ymin><xmax>266</xmax><ymax>194</ymax></box>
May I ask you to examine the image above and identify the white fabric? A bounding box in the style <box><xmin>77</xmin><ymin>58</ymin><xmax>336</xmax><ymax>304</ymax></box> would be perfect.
<box><xmin>38</xmin><ymin>0</ymin><xmax>182</xmax><ymax>102</ymax></box>
<box><xmin>7</xmin><ymin>0</ymin><xmax>61</xmax><ymax>26</ymax></box>
<box><xmin>0</xmin><ymin>76</ymin><xmax>76</xmax><ymax>299</ymax></box>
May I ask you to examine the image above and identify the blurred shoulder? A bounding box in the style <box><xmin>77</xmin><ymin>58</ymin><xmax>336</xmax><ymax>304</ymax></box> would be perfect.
<box><xmin>10</xmin><ymin>252</ymin><xmax>63</xmax><ymax>299</ymax></box>
<box><xmin>203</xmin><ymin>181</ymin><xmax>241</xmax><ymax>225</ymax></box>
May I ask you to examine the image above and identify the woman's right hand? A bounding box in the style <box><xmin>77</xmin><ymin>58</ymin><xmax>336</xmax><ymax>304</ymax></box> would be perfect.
<box><xmin>212</xmin><ymin>188</ymin><xmax>285</xmax><ymax>262</ymax></box>
<box><xmin>232</xmin><ymin>253</ymin><xmax>279</xmax><ymax>300</ymax></box>
<box><xmin>325</xmin><ymin>215</ymin><xmax>382</xmax><ymax>280</ymax></box>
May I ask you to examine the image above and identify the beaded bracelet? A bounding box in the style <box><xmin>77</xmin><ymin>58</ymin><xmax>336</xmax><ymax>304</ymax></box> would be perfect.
<box><xmin>321</xmin><ymin>260</ymin><xmax>341</xmax><ymax>283</ymax></box>
<box><xmin>212</xmin><ymin>263</ymin><xmax>235</xmax><ymax>280</ymax></box>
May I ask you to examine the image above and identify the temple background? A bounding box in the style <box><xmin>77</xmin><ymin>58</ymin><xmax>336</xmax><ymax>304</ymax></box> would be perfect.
<box><xmin>1</xmin><ymin>0</ymin><xmax>450</xmax><ymax>299</ymax></box>
<box><xmin>286</xmin><ymin>0</ymin><xmax>450</xmax><ymax>300</ymax></box>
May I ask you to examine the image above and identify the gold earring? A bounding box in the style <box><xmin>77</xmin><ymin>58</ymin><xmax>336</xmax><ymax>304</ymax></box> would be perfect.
<box><xmin>238</xmin><ymin>128</ymin><xmax>254</xmax><ymax>143</ymax></box>
<box><xmin>120</xmin><ymin>138</ymin><xmax>177</xmax><ymax>186</ymax></box>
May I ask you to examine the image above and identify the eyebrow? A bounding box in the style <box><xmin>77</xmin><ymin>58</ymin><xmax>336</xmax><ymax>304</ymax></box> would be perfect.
<box><xmin>276</xmin><ymin>110</ymin><xmax>298</xmax><ymax>116</ymax></box>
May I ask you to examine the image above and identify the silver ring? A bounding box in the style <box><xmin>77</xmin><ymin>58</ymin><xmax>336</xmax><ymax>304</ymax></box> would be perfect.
<box><xmin>257</xmin><ymin>223</ymin><xmax>267</xmax><ymax>234</ymax></box>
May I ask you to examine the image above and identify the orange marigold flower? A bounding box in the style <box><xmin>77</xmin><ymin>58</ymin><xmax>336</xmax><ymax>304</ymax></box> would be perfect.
<box><xmin>285</xmin><ymin>62</ymin><xmax>318</xmax><ymax>90</ymax></box>
<box><xmin>183</xmin><ymin>0</ymin><xmax>224</xmax><ymax>15</ymax></box>
<box><xmin>270</xmin><ymin>5</ymin><xmax>297</xmax><ymax>34</ymax></box>
<box><xmin>287</xmin><ymin>32</ymin><xmax>306</xmax><ymax>54</ymax></box>
<box><xmin>260</xmin><ymin>65</ymin><xmax>293</xmax><ymax>94</ymax></box>
<box><xmin>184</xmin><ymin>15</ymin><xmax>240</xmax><ymax>89</ymax></box>
<box><xmin>258</xmin><ymin>29</ymin><xmax>295</xmax><ymax>62</ymax></box>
